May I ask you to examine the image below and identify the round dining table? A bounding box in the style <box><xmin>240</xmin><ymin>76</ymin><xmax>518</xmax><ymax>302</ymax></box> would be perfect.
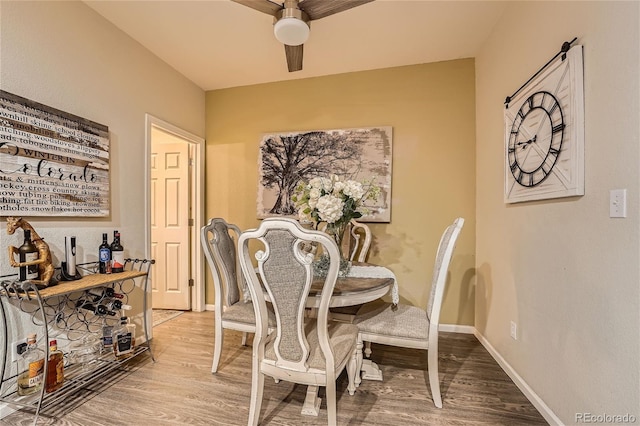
<box><xmin>307</xmin><ymin>274</ymin><xmax>394</xmax><ymax>308</ymax></box>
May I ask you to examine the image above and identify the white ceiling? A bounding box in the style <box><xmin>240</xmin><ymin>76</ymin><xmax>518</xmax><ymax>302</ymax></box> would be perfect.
<box><xmin>84</xmin><ymin>0</ymin><xmax>508</xmax><ymax>91</ymax></box>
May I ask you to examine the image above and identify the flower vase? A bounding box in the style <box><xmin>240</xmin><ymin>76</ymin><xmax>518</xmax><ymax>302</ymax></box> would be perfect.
<box><xmin>328</xmin><ymin>221</ymin><xmax>348</xmax><ymax>260</ymax></box>
<box><xmin>312</xmin><ymin>221</ymin><xmax>352</xmax><ymax>278</ymax></box>
<box><xmin>329</xmin><ymin>222</ymin><xmax>352</xmax><ymax>276</ymax></box>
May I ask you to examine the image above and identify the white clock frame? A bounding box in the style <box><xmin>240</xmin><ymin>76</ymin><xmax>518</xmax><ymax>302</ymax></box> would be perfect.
<box><xmin>504</xmin><ymin>44</ymin><xmax>585</xmax><ymax>204</ymax></box>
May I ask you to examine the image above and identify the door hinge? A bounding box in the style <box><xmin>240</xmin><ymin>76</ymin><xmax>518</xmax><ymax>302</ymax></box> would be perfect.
<box><xmin>188</xmin><ymin>218</ymin><xmax>194</xmax><ymax>226</ymax></box>
<box><xmin>188</xmin><ymin>279</ymin><xmax>194</xmax><ymax>287</ymax></box>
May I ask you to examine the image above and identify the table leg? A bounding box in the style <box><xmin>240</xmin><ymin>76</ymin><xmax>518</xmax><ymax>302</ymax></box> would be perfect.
<box><xmin>361</xmin><ymin>359</ymin><xmax>383</xmax><ymax>381</ymax></box>
<box><xmin>301</xmin><ymin>385</ymin><xmax>321</xmax><ymax>416</ymax></box>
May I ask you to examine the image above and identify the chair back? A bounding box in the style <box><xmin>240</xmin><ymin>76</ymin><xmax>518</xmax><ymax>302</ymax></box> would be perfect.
<box><xmin>201</xmin><ymin>218</ymin><xmax>245</xmax><ymax>311</ymax></box>
<box><xmin>426</xmin><ymin>218</ymin><xmax>464</xmax><ymax>329</ymax></box>
<box><xmin>316</xmin><ymin>220</ymin><xmax>371</xmax><ymax>262</ymax></box>
<box><xmin>349</xmin><ymin>219</ymin><xmax>372</xmax><ymax>262</ymax></box>
<box><xmin>238</xmin><ymin>218</ymin><xmax>341</xmax><ymax>372</ymax></box>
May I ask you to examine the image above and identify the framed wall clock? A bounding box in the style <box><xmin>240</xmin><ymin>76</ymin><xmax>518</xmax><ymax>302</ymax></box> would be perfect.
<box><xmin>504</xmin><ymin>44</ymin><xmax>584</xmax><ymax>203</ymax></box>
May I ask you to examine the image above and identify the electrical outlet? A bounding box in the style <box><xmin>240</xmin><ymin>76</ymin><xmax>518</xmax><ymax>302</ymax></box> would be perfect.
<box><xmin>10</xmin><ymin>341</ymin><xmax>26</xmax><ymax>363</ymax></box>
<box><xmin>510</xmin><ymin>321</ymin><xmax>518</xmax><ymax>340</ymax></box>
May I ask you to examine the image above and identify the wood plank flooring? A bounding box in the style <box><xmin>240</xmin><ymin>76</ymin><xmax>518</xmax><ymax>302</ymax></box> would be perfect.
<box><xmin>1</xmin><ymin>311</ymin><xmax>548</xmax><ymax>425</ymax></box>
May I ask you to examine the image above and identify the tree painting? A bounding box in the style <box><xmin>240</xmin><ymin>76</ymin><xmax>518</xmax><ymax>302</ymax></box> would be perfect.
<box><xmin>257</xmin><ymin>127</ymin><xmax>392</xmax><ymax>222</ymax></box>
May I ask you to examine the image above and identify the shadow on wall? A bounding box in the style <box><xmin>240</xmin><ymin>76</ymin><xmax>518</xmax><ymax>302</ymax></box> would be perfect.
<box><xmin>366</xmin><ymin>223</ymin><xmax>426</xmax><ymax>305</ymax></box>
<box><xmin>457</xmin><ymin>255</ymin><xmax>476</xmax><ymax>326</ymax></box>
<box><xmin>474</xmin><ymin>262</ymin><xmax>494</xmax><ymax>335</ymax></box>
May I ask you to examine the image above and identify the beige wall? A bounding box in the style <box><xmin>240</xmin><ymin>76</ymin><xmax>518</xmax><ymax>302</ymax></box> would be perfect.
<box><xmin>205</xmin><ymin>60</ymin><xmax>477</xmax><ymax>325</ymax></box>
<box><xmin>0</xmin><ymin>1</ymin><xmax>205</xmax><ymax>343</ymax></box>
<box><xmin>475</xmin><ymin>1</ymin><xmax>639</xmax><ymax>423</ymax></box>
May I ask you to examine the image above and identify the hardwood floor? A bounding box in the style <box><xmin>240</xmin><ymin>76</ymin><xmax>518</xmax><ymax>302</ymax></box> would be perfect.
<box><xmin>2</xmin><ymin>311</ymin><xmax>547</xmax><ymax>425</ymax></box>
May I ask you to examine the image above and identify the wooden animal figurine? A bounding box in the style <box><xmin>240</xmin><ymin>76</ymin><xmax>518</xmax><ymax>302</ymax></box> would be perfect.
<box><xmin>6</xmin><ymin>217</ymin><xmax>55</xmax><ymax>286</ymax></box>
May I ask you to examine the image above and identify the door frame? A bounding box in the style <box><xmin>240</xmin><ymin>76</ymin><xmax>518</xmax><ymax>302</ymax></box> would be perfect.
<box><xmin>144</xmin><ymin>114</ymin><xmax>206</xmax><ymax>312</ymax></box>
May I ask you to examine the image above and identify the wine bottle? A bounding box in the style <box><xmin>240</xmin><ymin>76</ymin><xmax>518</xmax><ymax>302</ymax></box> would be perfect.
<box><xmin>106</xmin><ymin>300</ymin><xmax>132</xmax><ymax>311</ymax></box>
<box><xmin>76</xmin><ymin>300</ymin><xmax>117</xmax><ymax>316</ymax></box>
<box><xmin>110</xmin><ymin>231</ymin><xmax>124</xmax><ymax>273</ymax></box>
<box><xmin>88</xmin><ymin>287</ymin><xmax>124</xmax><ymax>301</ymax></box>
<box><xmin>99</xmin><ymin>233</ymin><xmax>111</xmax><ymax>274</ymax></box>
<box><xmin>18</xmin><ymin>229</ymin><xmax>39</xmax><ymax>281</ymax></box>
<box><xmin>45</xmin><ymin>339</ymin><xmax>64</xmax><ymax>393</ymax></box>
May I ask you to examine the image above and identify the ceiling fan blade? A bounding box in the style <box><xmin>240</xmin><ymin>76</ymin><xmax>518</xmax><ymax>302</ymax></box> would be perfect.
<box><xmin>231</xmin><ymin>0</ymin><xmax>283</xmax><ymax>17</ymax></box>
<box><xmin>298</xmin><ymin>0</ymin><xmax>374</xmax><ymax>20</ymax></box>
<box><xmin>285</xmin><ymin>44</ymin><xmax>303</xmax><ymax>72</ymax></box>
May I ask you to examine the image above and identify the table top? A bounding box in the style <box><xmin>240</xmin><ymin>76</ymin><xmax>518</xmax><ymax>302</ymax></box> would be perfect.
<box><xmin>256</xmin><ymin>262</ymin><xmax>396</xmax><ymax>309</ymax></box>
<box><xmin>306</xmin><ymin>263</ymin><xmax>395</xmax><ymax>308</ymax></box>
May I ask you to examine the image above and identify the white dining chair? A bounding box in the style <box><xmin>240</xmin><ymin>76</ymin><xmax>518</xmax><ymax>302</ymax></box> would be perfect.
<box><xmin>316</xmin><ymin>219</ymin><xmax>372</xmax><ymax>262</ymax></box>
<box><xmin>353</xmin><ymin>217</ymin><xmax>464</xmax><ymax>408</ymax></box>
<box><xmin>348</xmin><ymin>219</ymin><xmax>372</xmax><ymax>262</ymax></box>
<box><xmin>201</xmin><ymin>217</ymin><xmax>274</xmax><ymax>373</ymax></box>
<box><xmin>238</xmin><ymin>217</ymin><xmax>359</xmax><ymax>425</ymax></box>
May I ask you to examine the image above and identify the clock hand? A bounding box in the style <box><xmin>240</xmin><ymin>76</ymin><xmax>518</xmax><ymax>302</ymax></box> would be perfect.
<box><xmin>516</xmin><ymin>135</ymin><xmax>537</xmax><ymax>149</ymax></box>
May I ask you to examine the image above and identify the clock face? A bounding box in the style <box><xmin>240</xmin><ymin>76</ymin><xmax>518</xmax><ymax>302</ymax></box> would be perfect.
<box><xmin>507</xmin><ymin>91</ymin><xmax>565</xmax><ymax>187</ymax></box>
<box><xmin>504</xmin><ymin>44</ymin><xmax>584</xmax><ymax>203</ymax></box>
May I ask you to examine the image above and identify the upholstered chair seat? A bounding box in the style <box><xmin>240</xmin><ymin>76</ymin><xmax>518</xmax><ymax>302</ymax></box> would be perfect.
<box><xmin>264</xmin><ymin>320</ymin><xmax>358</xmax><ymax>371</ymax></box>
<box><xmin>222</xmin><ymin>301</ymin><xmax>276</xmax><ymax>327</ymax></box>
<box><xmin>354</xmin><ymin>299</ymin><xmax>429</xmax><ymax>341</ymax></box>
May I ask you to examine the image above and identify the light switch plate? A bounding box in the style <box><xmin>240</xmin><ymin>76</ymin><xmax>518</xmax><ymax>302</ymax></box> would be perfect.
<box><xmin>610</xmin><ymin>189</ymin><xmax>627</xmax><ymax>218</ymax></box>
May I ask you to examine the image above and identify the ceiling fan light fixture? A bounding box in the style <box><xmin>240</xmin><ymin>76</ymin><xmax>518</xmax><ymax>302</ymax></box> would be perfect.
<box><xmin>274</xmin><ymin>17</ymin><xmax>309</xmax><ymax>46</ymax></box>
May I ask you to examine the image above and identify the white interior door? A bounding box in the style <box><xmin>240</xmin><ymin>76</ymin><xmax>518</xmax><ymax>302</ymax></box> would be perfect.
<box><xmin>151</xmin><ymin>140</ymin><xmax>191</xmax><ymax>310</ymax></box>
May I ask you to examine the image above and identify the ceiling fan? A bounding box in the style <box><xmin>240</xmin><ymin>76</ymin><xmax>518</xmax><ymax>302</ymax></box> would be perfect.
<box><xmin>232</xmin><ymin>0</ymin><xmax>374</xmax><ymax>72</ymax></box>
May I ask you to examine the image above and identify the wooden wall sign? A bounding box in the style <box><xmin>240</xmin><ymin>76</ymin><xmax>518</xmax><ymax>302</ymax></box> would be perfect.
<box><xmin>0</xmin><ymin>90</ymin><xmax>110</xmax><ymax>217</ymax></box>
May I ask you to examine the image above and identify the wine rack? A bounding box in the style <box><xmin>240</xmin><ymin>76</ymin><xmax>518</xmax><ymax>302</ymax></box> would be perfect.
<box><xmin>0</xmin><ymin>258</ymin><xmax>155</xmax><ymax>425</ymax></box>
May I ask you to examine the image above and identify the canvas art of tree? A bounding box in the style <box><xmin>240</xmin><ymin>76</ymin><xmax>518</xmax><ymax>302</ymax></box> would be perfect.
<box><xmin>257</xmin><ymin>127</ymin><xmax>392</xmax><ymax>222</ymax></box>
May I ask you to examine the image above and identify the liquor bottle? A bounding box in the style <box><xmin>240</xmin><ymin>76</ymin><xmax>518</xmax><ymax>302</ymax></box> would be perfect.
<box><xmin>88</xmin><ymin>287</ymin><xmax>124</xmax><ymax>301</ymax></box>
<box><xmin>18</xmin><ymin>229</ymin><xmax>39</xmax><ymax>281</ymax></box>
<box><xmin>45</xmin><ymin>339</ymin><xmax>64</xmax><ymax>393</ymax></box>
<box><xmin>113</xmin><ymin>315</ymin><xmax>136</xmax><ymax>360</ymax></box>
<box><xmin>17</xmin><ymin>333</ymin><xmax>45</xmax><ymax>396</ymax></box>
<box><xmin>110</xmin><ymin>231</ymin><xmax>124</xmax><ymax>273</ymax></box>
<box><xmin>76</xmin><ymin>300</ymin><xmax>117</xmax><ymax>316</ymax></box>
<box><xmin>98</xmin><ymin>233</ymin><xmax>111</xmax><ymax>274</ymax></box>
<box><xmin>101</xmin><ymin>319</ymin><xmax>114</xmax><ymax>353</ymax></box>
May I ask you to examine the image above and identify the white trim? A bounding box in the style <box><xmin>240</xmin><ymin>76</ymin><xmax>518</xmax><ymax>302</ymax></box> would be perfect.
<box><xmin>205</xmin><ymin>304</ymin><xmax>216</xmax><ymax>311</ymax></box>
<box><xmin>144</xmin><ymin>114</ymin><xmax>206</xmax><ymax>313</ymax></box>
<box><xmin>474</xmin><ymin>330</ymin><xmax>563</xmax><ymax>426</ymax></box>
<box><xmin>439</xmin><ymin>323</ymin><xmax>475</xmax><ymax>334</ymax></box>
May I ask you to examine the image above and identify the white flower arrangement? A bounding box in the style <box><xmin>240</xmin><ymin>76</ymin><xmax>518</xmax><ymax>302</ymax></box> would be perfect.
<box><xmin>292</xmin><ymin>174</ymin><xmax>379</xmax><ymax>235</ymax></box>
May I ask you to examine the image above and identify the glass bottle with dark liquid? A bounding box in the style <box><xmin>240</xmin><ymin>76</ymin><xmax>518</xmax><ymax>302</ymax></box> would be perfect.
<box><xmin>18</xmin><ymin>229</ymin><xmax>39</xmax><ymax>281</ymax></box>
<box><xmin>99</xmin><ymin>233</ymin><xmax>111</xmax><ymax>274</ymax></box>
<box><xmin>110</xmin><ymin>231</ymin><xmax>124</xmax><ymax>273</ymax></box>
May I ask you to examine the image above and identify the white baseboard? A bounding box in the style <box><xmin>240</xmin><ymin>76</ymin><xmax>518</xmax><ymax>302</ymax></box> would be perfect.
<box><xmin>473</xmin><ymin>330</ymin><xmax>562</xmax><ymax>426</ymax></box>
<box><xmin>440</xmin><ymin>323</ymin><xmax>475</xmax><ymax>334</ymax></box>
<box><xmin>205</xmin><ymin>304</ymin><xmax>215</xmax><ymax>311</ymax></box>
